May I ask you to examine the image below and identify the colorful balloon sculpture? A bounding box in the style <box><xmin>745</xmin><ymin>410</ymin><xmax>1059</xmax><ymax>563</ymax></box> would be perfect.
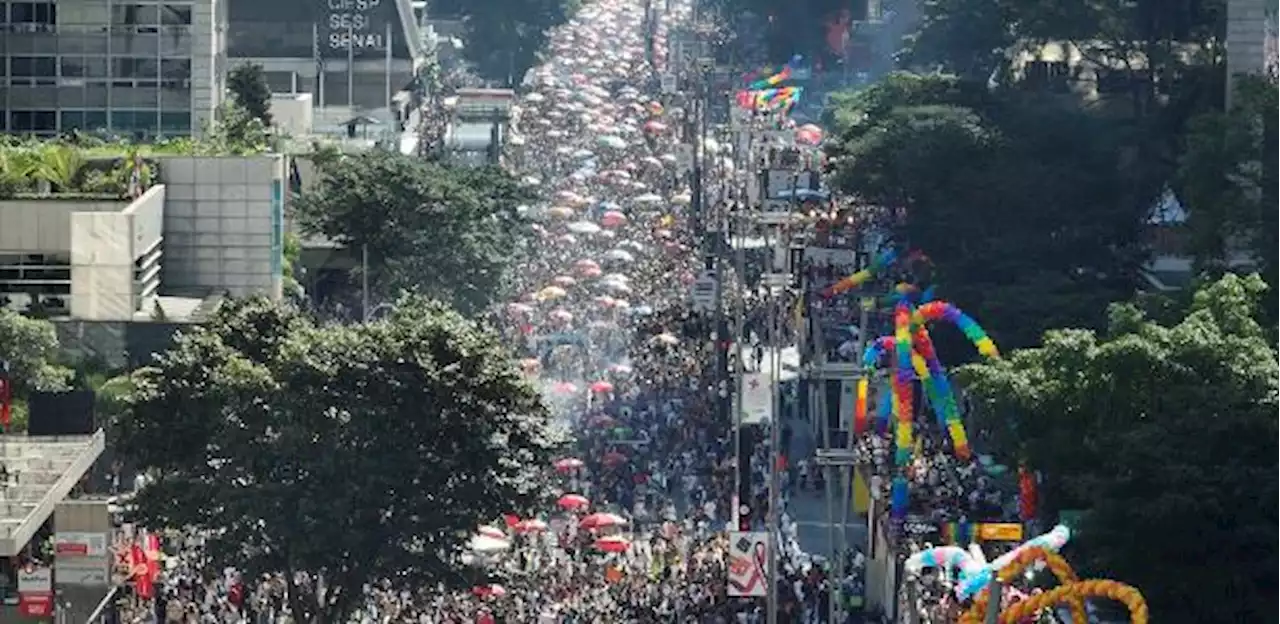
<box><xmin>905</xmin><ymin>525</ymin><xmax>1072</xmax><ymax>601</ymax></box>
<box><xmin>857</xmin><ymin>299</ymin><xmax>999</xmax><ymax>467</ymax></box>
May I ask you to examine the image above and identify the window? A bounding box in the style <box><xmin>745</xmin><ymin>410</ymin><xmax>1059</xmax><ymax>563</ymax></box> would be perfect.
<box><xmin>112</xmin><ymin>57</ymin><xmax>160</xmax><ymax>79</ymax></box>
<box><xmin>160</xmin><ymin>58</ymin><xmax>190</xmax><ymax>88</ymax></box>
<box><xmin>161</xmin><ymin>4</ymin><xmax>192</xmax><ymax>25</ymax></box>
<box><xmin>83</xmin><ymin>110</ymin><xmax>108</xmax><ymax>129</ymax></box>
<box><xmin>60</xmin><ymin>110</ymin><xmax>108</xmax><ymax>132</ymax></box>
<box><xmin>160</xmin><ymin>111</ymin><xmax>190</xmax><ymax>134</ymax></box>
<box><xmin>10</xmin><ymin>56</ymin><xmax>56</xmax><ymax>78</ymax></box>
<box><xmin>10</xmin><ymin>2</ymin><xmax>56</xmax><ymax>26</ymax></box>
<box><xmin>1024</xmin><ymin>61</ymin><xmax>1070</xmax><ymax>92</ymax></box>
<box><xmin>10</xmin><ymin>110</ymin><xmax>57</xmax><ymax>133</ymax></box>
<box><xmin>111</xmin><ymin>4</ymin><xmax>158</xmax><ymax>26</ymax></box>
<box><xmin>113</xmin><ymin>110</ymin><xmax>159</xmax><ymax>132</ymax></box>
<box><xmin>60</xmin><ymin>57</ymin><xmax>109</xmax><ymax>78</ymax></box>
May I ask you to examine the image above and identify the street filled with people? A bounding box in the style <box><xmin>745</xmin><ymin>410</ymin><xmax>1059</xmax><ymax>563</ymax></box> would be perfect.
<box><xmin>94</xmin><ymin>0</ymin><xmax>1154</xmax><ymax>622</ymax></box>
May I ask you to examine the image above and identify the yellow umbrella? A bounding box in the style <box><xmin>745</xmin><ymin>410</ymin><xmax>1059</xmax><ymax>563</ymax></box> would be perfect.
<box><xmin>536</xmin><ymin>286</ymin><xmax>568</xmax><ymax>301</ymax></box>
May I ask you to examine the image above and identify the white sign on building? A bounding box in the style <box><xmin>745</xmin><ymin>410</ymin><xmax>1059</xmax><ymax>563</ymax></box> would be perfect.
<box><xmin>727</xmin><ymin>531</ymin><xmax>769</xmax><ymax>597</ymax></box>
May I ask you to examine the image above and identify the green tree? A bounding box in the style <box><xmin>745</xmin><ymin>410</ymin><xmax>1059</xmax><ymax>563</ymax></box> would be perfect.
<box><xmin>826</xmin><ymin>73</ymin><xmax>1157</xmax><ymax>350</ymax></box>
<box><xmin>957</xmin><ymin>274</ymin><xmax>1278</xmax><ymax>623</ymax></box>
<box><xmin>440</xmin><ymin>0</ymin><xmax>578</xmax><ymax>84</ymax></box>
<box><xmin>116</xmin><ymin>296</ymin><xmax>562</xmax><ymax>623</ymax></box>
<box><xmin>294</xmin><ymin>151</ymin><xmax>532</xmax><ymax>316</ymax></box>
<box><xmin>227</xmin><ymin>62</ymin><xmax>274</xmax><ymax>127</ymax></box>
<box><xmin>0</xmin><ymin>309</ymin><xmax>73</xmax><ymax>396</ymax></box>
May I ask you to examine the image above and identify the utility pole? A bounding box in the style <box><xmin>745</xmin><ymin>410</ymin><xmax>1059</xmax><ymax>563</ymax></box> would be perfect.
<box><xmin>361</xmin><ymin>243</ymin><xmax>370</xmax><ymax>321</ymax></box>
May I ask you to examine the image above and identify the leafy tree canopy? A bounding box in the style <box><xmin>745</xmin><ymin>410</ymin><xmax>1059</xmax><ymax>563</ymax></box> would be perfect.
<box><xmin>902</xmin><ymin>0</ymin><xmax>1223</xmax><ymax>94</ymax></box>
<box><xmin>434</xmin><ymin>0</ymin><xmax>580</xmax><ymax>84</ymax></box>
<box><xmin>116</xmin><ymin>296</ymin><xmax>563</xmax><ymax>623</ymax></box>
<box><xmin>294</xmin><ymin>151</ymin><xmax>533</xmax><ymax>316</ymax></box>
<box><xmin>227</xmin><ymin>63</ymin><xmax>274</xmax><ymax>128</ymax></box>
<box><xmin>957</xmin><ymin>273</ymin><xmax>1278</xmax><ymax>623</ymax></box>
<box><xmin>826</xmin><ymin>73</ymin><xmax>1157</xmax><ymax>350</ymax></box>
<box><xmin>1176</xmin><ymin>74</ymin><xmax>1279</xmax><ymax>315</ymax></box>
<box><xmin>0</xmin><ymin>309</ymin><xmax>72</xmax><ymax>396</ymax></box>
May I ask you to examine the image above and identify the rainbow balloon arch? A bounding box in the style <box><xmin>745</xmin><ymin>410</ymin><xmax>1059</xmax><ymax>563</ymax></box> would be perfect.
<box><xmin>830</xmin><ymin>250</ymin><xmax>1149</xmax><ymax>623</ymax></box>
<box><xmin>905</xmin><ymin>526</ymin><xmax>1149</xmax><ymax>624</ymax></box>
<box><xmin>827</xmin><ymin>247</ymin><xmax>1000</xmax><ymax>517</ymax></box>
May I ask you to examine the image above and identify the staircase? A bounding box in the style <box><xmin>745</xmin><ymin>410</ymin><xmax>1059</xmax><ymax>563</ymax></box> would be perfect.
<box><xmin>0</xmin><ymin>432</ymin><xmax>106</xmax><ymax>556</ymax></box>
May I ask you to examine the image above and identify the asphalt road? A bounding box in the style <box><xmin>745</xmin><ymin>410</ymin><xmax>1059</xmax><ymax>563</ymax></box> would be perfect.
<box><xmin>784</xmin><ymin>410</ymin><xmax>869</xmax><ymax>561</ymax></box>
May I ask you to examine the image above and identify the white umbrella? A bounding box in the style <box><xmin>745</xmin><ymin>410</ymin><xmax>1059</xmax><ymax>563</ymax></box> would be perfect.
<box><xmin>524</xmin><ymin>92</ymin><xmax>546</xmax><ymax>103</ymax></box>
<box><xmin>572</xmin><ymin>149</ymin><xmax>596</xmax><ymax>160</ymax></box>
<box><xmin>469</xmin><ymin>535</ymin><xmax>511</xmax><ymax>553</ymax></box>
<box><xmin>598</xmin><ymin>135</ymin><xmax>627</xmax><ymax>149</ymax></box>
<box><xmin>567</xmin><ymin>221</ymin><xmax>602</xmax><ymax>234</ymax></box>
<box><xmin>632</xmin><ymin>193</ymin><xmax>662</xmax><ymax>204</ymax></box>
<box><xmin>603</xmin><ymin>249</ymin><xmax>635</xmax><ymax>263</ymax></box>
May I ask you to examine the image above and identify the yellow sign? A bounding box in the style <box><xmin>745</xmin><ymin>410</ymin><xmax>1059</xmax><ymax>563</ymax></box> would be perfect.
<box><xmin>977</xmin><ymin>523</ymin><xmax>1024</xmax><ymax>542</ymax></box>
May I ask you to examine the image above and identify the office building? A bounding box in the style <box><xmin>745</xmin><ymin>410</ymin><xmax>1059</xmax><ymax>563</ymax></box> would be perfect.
<box><xmin>226</xmin><ymin>0</ymin><xmax>425</xmax><ymax>111</ymax></box>
<box><xmin>0</xmin><ymin>0</ymin><xmax>227</xmax><ymax>137</ymax></box>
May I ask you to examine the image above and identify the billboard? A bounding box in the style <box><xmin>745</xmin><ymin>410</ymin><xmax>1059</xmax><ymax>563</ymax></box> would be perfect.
<box><xmin>320</xmin><ymin>0</ymin><xmax>396</xmax><ymax>58</ymax></box>
<box><xmin>225</xmin><ymin>0</ymin><xmax>409</xmax><ymax>59</ymax></box>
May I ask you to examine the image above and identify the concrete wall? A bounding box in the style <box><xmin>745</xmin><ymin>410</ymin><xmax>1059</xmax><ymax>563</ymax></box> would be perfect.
<box><xmin>0</xmin><ymin>199</ymin><xmax>126</xmax><ymax>254</ymax></box>
<box><xmin>158</xmin><ymin>155</ymin><xmax>285</xmax><ymax>299</ymax></box>
<box><xmin>191</xmin><ymin>0</ymin><xmax>227</xmax><ymax>136</ymax></box>
<box><xmin>271</xmin><ymin>92</ymin><xmax>315</xmax><ymax>136</ymax></box>
<box><xmin>69</xmin><ymin>186</ymin><xmax>166</xmax><ymax>322</ymax></box>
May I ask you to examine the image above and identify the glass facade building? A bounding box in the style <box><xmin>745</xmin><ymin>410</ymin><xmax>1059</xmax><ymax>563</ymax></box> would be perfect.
<box><xmin>0</xmin><ymin>0</ymin><xmax>225</xmax><ymax>138</ymax></box>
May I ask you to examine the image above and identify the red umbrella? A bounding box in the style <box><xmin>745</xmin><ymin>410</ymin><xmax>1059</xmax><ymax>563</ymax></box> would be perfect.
<box><xmin>589</xmin><ymin>380</ymin><xmax>615</xmax><ymax>393</ymax></box>
<box><xmin>594</xmin><ymin>535</ymin><xmax>631</xmax><ymax>553</ymax></box>
<box><xmin>602</xmin><ymin>451</ymin><xmax>627</xmax><ymax>466</ymax></box>
<box><xmin>472</xmin><ymin>584</ymin><xmax>507</xmax><ymax>598</ymax></box>
<box><xmin>574</xmin><ymin>258</ymin><xmax>601</xmax><ymax>273</ymax></box>
<box><xmin>515</xmin><ymin>519</ymin><xmax>549</xmax><ymax>534</ymax></box>
<box><xmin>554</xmin><ymin>457</ymin><xmax>585</xmax><ymax>472</ymax></box>
<box><xmin>580</xmin><ymin>512</ymin><xmax>628</xmax><ymax>530</ymax></box>
<box><xmin>502</xmin><ymin>514</ymin><xmax>521</xmax><ymax>528</ymax></box>
<box><xmin>600</xmin><ymin>211</ymin><xmax>628</xmax><ymax>228</ymax></box>
<box><xmin>552</xmin><ymin>382</ymin><xmax>579</xmax><ymax>395</ymax></box>
<box><xmin>643</xmin><ymin>120</ymin><xmax>667</xmax><ymax>133</ymax></box>
<box><xmin>557</xmin><ymin>493</ymin><xmax>590</xmax><ymax>511</ymax></box>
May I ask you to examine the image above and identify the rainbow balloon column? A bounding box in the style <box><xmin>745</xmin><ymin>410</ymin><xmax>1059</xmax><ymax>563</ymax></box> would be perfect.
<box><xmin>822</xmin><ymin>248</ymin><xmax>898</xmax><ymax>297</ymax></box>
<box><xmin>855</xmin><ymin>299</ymin><xmax>999</xmax><ymax>517</ymax></box>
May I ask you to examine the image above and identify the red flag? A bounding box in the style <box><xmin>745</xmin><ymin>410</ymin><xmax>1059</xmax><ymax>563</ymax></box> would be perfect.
<box><xmin>1018</xmin><ymin>466</ymin><xmax>1038</xmax><ymax>521</ymax></box>
<box><xmin>0</xmin><ymin>373</ymin><xmax>11</xmax><ymax>432</ymax></box>
<box><xmin>130</xmin><ymin>544</ymin><xmax>154</xmax><ymax>599</ymax></box>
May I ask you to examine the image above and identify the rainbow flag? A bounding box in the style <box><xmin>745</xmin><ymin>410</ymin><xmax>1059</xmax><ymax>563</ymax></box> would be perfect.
<box><xmin>748</xmin><ymin>66</ymin><xmax>792</xmax><ymax>90</ymax></box>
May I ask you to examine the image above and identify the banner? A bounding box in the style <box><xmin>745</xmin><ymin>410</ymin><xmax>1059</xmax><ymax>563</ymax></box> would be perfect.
<box><xmin>739</xmin><ymin>373</ymin><xmax>773</xmax><ymax>425</ymax></box>
<box><xmin>17</xmin><ymin>565</ymin><xmax>52</xmax><ymax>618</ymax></box>
<box><xmin>727</xmin><ymin>531</ymin><xmax>769</xmax><ymax>597</ymax></box>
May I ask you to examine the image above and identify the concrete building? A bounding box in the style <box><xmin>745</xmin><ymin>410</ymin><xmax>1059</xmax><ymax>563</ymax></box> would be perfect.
<box><xmin>0</xmin><ymin>0</ymin><xmax>227</xmax><ymax>137</ymax></box>
<box><xmin>0</xmin><ymin>154</ymin><xmax>285</xmax><ymax>323</ymax></box>
<box><xmin>0</xmin><ymin>433</ymin><xmax>106</xmax><ymax>559</ymax></box>
<box><xmin>0</xmin><ymin>185</ymin><xmax>165</xmax><ymax>320</ymax></box>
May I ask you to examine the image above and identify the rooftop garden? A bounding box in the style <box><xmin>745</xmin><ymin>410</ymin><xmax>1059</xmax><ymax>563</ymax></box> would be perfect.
<box><xmin>0</xmin><ymin>141</ymin><xmax>157</xmax><ymax>201</ymax></box>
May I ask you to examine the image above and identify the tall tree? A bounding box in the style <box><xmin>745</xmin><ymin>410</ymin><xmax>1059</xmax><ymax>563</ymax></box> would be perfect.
<box><xmin>957</xmin><ymin>274</ymin><xmax>1278</xmax><ymax>623</ymax></box>
<box><xmin>227</xmin><ymin>63</ymin><xmax>274</xmax><ymax>127</ymax></box>
<box><xmin>294</xmin><ymin>151</ymin><xmax>533</xmax><ymax>316</ymax></box>
<box><xmin>0</xmin><ymin>309</ymin><xmax>72</xmax><ymax>396</ymax></box>
<box><xmin>826</xmin><ymin>73</ymin><xmax>1157</xmax><ymax>350</ymax></box>
<box><xmin>116</xmin><ymin>296</ymin><xmax>562</xmax><ymax>623</ymax></box>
